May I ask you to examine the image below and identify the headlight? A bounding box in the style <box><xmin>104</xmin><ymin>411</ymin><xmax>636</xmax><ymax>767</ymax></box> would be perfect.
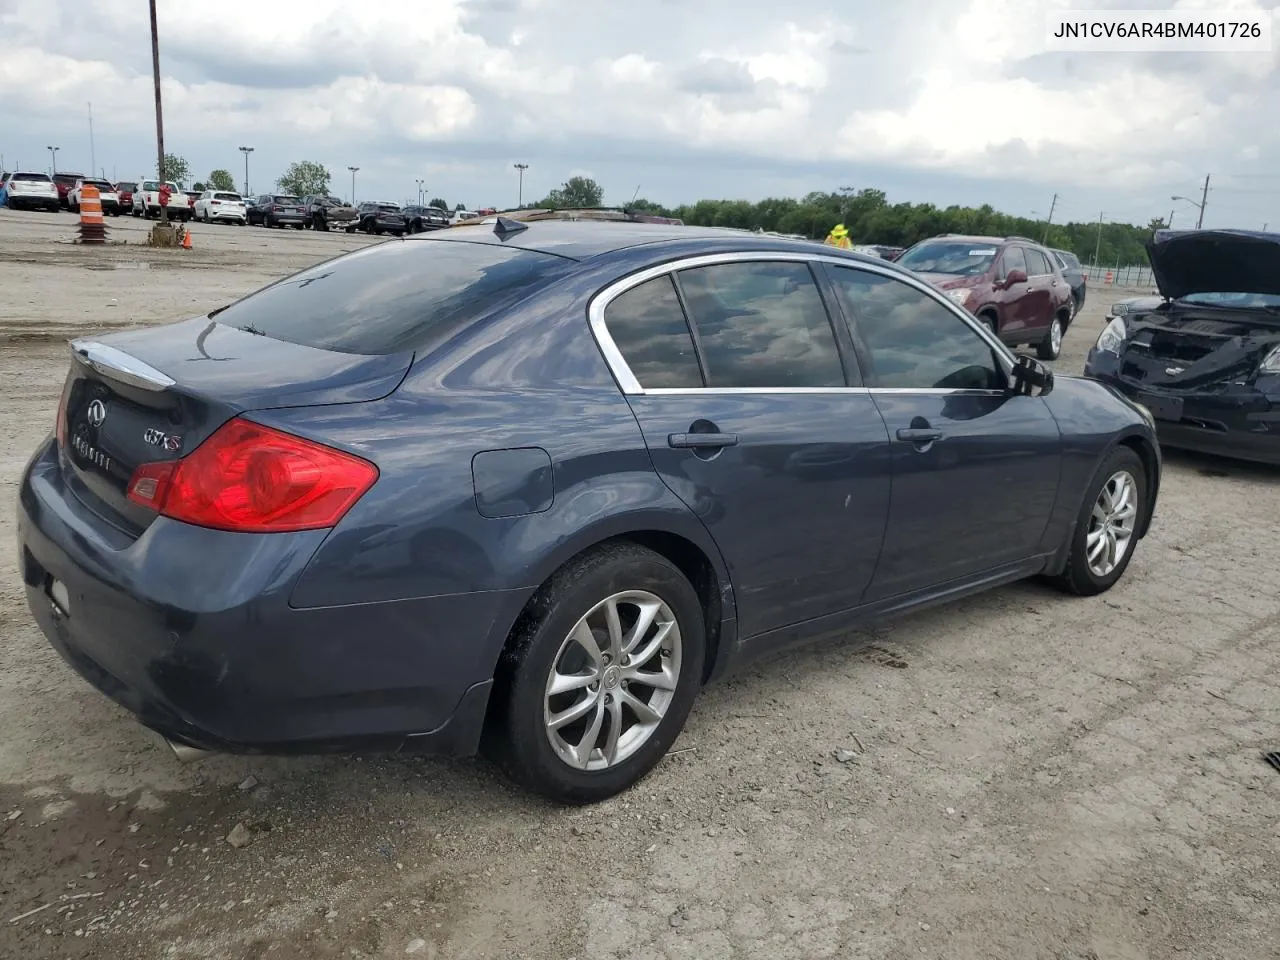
<box><xmin>1259</xmin><ymin>344</ymin><xmax>1280</xmax><ymax>375</ymax></box>
<box><xmin>1096</xmin><ymin>316</ymin><xmax>1127</xmax><ymax>354</ymax></box>
<box><xmin>1110</xmin><ymin>302</ymin><xmax>1130</xmax><ymax>317</ymax></box>
<box><xmin>944</xmin><ymin>288</ymin><xmax>972</xmax><ymax>308</ymax></box>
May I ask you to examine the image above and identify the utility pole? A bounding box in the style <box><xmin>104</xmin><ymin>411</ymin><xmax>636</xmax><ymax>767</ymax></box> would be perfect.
<box><xmin>1167</xmin><ymin>209</ymin><xmax>1174</xmax><ymax>229</ymax></box>
<box><xmin>348</xmin><ymin>166</ymin><xmax>359</xmax><ymax>205</ymax></box>
<box><xmin>239</xmin><ymin>146</ymin><xmax>253</xmax><ymax>197</ymax></box>
<box><xmin>1092</xmin><ymin>211</ymin><xmax>1104</xmax><ymax>266</ymax></box>
<box><xmin>88</xmin><ymin>102</ymin><xmax>96</xmax><ymax>178</ymax></box>
<box><xmin>1042</xmin><ymin>193</ymin><xmax>1059</xmax><ymax>242</ymax></box>
<box><xmin>1196</xmin><ymin>173</ymin><xmax>1210</xmax><ymax>229</ymax></box>
<box><xmin>148</xmin><ymin>0</ymin><xmax>168</xmax><ymax>224</ymax></box>
<box><xmin>514</xmin><ymin>163</ymin><xmax>528</xmax><ymax>207</ymax></box>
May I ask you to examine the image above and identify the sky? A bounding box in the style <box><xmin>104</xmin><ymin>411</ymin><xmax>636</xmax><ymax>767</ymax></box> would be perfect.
<box><xmin>1</xmin><ymin>0</ymin><xmax>1279</xmax><ymax>230</ymax></box>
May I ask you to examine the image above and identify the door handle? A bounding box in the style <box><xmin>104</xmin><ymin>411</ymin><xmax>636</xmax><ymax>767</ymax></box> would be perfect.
<box><xmin>668</xmin><ymin>432</ymin><xmax>739</xmax><ymax>449</ymax></box>
<box><xmin>896</xmin><ymin>427</ymin><xmax>942</xmax><ymax>443</ymax></box>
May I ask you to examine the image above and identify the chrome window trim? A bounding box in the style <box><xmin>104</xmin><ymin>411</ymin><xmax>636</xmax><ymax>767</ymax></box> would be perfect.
<box><xmin>587</xmin><ymin>250</ymin><xmax>1016</xmax><ymax>396</ymax></box>
<box><xmin>69</xmin><ymin>339</ymin><xmax>175</xmax><ymax>391</ymax></box>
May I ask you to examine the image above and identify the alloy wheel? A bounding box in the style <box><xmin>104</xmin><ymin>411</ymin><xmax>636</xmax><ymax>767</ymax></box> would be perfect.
<box><xmin>1050</xmin><ymin>318</ymin><xmax>1063</xmax><ymax>355</ymax></box>
<box><xmin>1086</xmin><ymin>470</ymin><xmax>1138</xmax><ymax>577</ymax></box>
<box><xmin>543</xmin><ymin>590</ymin><xmax>682</xmax><ymax>772</ymax></box>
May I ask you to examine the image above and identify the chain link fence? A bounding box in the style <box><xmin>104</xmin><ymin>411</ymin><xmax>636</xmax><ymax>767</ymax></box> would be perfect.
<box><xmin>1083</xmin><ymin>263</ymin><xmax>1155</xmax><ymax>288</ymax></box>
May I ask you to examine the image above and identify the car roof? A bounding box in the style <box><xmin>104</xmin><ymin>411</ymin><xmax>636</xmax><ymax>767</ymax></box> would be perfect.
<box><xmin>412</xmin><ymin>218</ymin><xmax>892</xmax><ymax>263</ymax></box>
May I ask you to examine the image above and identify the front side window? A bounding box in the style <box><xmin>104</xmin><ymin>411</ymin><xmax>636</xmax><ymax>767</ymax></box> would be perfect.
<box><xmin>602</xmin><ymin>276</ymin><xmax>703</xmax><ymax>389</ymax></box>
<box><xmin>828</xmin><ymin>267</ymin><xmax>1004</xmax><ymax>391</ymax></box>
<box><xmin>1000</xmin><ymin>246</ymin><xmax>1028</xmax><ymax>278</ymax></box>
<box><xmin>676</xmin><ymin>261</ymin><xmax>846</xmax><ymax>389</ymax></box>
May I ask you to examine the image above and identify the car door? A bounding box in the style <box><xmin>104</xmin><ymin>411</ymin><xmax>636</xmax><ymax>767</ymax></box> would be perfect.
<box><xmin>822</xmin><ymin>263</ymin><xmax>1062</xmax><ymax>600</ymax></box>
<box><xmin>993</xmin><ymin>245</ymin><xmax>1032</xmax><ymax>340</ymax></box>
<box><xmin>1022</xmin><ymin>248</ymin><xmax>1057</xmax><ymax>338</ymax></box>
<box><xmin>593</xmin><ymin>256</ymin><xmax>893</xmax><ymax>639</ymax></box>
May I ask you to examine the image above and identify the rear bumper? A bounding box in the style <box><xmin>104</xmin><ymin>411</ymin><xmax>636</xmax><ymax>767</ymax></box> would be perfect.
<box><xmin>17</xmin><ymin>439</ymin><xmax>520</xmax><ymax>757</ymax></box>
<box><xmin>266</xmin><ymin>211</ymin><xmax>306</xmax><ymax>224</ymax></box>
<box><xmin>1085</xmin><ymin>350</ymin><xmax>1280</xmax><ymax>465</ymax></box>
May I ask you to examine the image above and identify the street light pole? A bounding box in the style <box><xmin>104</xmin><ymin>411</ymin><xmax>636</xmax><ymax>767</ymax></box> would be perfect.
<box><xmin>513</xmin><ymin>163</ymin><xmax>528</xmax><ymax>207</ymax></box>
<box><xmin>88</xmin><ymin>102</ymin><xmax>96</xmax><ymax>177</ymax></box>
<box><xmin>239</xmin><ymin>146</ymin><xmax>254</xmax><ymax>197</ymax></box>
<box><xmin>148</xmin><ymin>0</ymin><xmax>168</xmax><ymax>224</ymax></box>
<box><xmin>348</xmin><ymin>166</ymin><xmax>359</xmax><ymax>205</ymax></box>
<box><xmin>415</xmin><ymin>178</ymin><xmax>424</xmax><ymax>206</ymax></box>
<box><xmin>46</xmin><ymin>145</ymin><xmax>59</xmax><ymax>174</ymax></box>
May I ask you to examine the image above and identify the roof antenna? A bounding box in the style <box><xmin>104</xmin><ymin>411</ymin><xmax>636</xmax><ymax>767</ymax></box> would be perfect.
<box><xmin>493</xmin><ymin>215</ymin><xmax>528</xmax><ymax>239</ymax></box>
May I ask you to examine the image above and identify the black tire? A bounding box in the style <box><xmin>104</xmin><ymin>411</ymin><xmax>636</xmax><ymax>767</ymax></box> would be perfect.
<box><xmin>293</xmin><ymin>223</ymin><xmax>304</xmax><ymax>230</ymax></box>
<box><xmin>364</xmin><ymin>219</ymin><xmax>376</xmax><ymax>235</ymax></box>
<box><xmin>487</xmin><ymin>543</ymin><xmax>706</xmax><ymax>804</ymax></box>
<box><xmin>1049</xmin><ymin>445</ymin><xmax>1146</xmax><ymax>597</ymax></box>
<box><xmin>1036</xmin><ymin>314</ymin><xmax>1064</xmax><ymax>361</ymax></box>
<box><xmin>977</xmin><ymin>312</ymin><xmax>997</xmax><ymax>336</ymax></box>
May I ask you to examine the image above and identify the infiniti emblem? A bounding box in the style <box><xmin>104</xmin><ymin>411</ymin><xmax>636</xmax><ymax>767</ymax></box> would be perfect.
<box><xmin>86</xmin><ymin>399</ymin><xmax>108</xmax><ymax>428</ymax></box>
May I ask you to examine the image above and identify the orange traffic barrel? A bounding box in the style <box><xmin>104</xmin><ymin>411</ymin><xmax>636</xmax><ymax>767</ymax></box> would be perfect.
<box><xmin>78</xmin><ymin>184</ymin><xmax>106</xmax><ymax>244</ymax></box>
<box><xmin>1104</xmin><ymin>270</ymin><xmax>1113</xmax><ymax>285</ymax></box>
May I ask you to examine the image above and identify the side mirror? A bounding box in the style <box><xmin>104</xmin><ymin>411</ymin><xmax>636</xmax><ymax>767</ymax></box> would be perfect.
<box><xmin>1011</xmin><ymin>354</ymin><xmax>1054</xmax><ymax>397</ymax></box>
<box><xmin>1002</xmin><ymin>268</ymin><xmax>1028</xmax><ymax>288</ymax></box>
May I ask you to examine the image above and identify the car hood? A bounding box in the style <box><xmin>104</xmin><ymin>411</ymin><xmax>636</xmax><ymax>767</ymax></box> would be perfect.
<box><xmin>1146</xmin><ymin>229</ymin><xmax>1280</xmax><ymax>300</ymax></box>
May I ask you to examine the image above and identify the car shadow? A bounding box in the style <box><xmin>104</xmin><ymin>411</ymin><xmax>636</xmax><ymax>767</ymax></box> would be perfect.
<box><xmin>1160</xmin><ymin>447</ymin><xmax>1280</xmax><ymax>483</ymax></box>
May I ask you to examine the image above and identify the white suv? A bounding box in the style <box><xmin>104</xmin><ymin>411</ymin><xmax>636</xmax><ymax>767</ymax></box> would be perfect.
<box><xmin>2</xmin><ymin>172</ymin><xmax>60</xmax><ymax>212</ymax></box>
<box><xmin>193</xmin><ymin>190</ymin><xmax>247</xmax><ymax>225</ymax></box>
<box><xmin>68</xmin><ymin>178</ymin><xmax>121</xmax><ymax>215</ymax></box>
<box><xmin>131</xmin><ymin>180</ymin><xmax>191</xmax><ymax>220</ymax></box>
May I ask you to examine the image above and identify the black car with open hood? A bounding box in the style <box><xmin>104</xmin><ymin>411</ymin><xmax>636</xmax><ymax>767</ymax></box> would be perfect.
<box><xmin>1084</xmin><ymin>229</ymin><xmax>1280</xmax><ymax>465</ymax></box>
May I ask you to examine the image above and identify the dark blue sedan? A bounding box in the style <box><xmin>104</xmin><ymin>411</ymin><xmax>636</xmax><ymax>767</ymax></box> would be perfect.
<box><xmin>17</xmin><ymin>216</ymin><xmax>1161</xmax><ymax>802</ymax></box>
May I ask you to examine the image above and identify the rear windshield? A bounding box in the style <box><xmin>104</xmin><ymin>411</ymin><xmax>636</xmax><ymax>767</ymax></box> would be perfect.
<box><xmin>214</xmin><ymin>239</ymin><xmax>573</xmax><ymax>355</ymax></box>
<box><xmin>377</xmin><ymin>204</ymin><xmax>401</xmax><ymax>213</ymax></box>
<box><xmin>88</xmin><ymin>180</ymin><xmax>113</xmax><ymax>189</ymax></box>
<box><xmin>272</xmin><ymin>195</ymin><xmax>299</xmax><ymax>204</ymax></box>
<box><xmin>116</xmin><ymin>181</ymin><xmax>137</xmax><ymax>190</ymax></box>
<box><xmin>14</xmin><ymin>172</ymin><xmax>52</xmax><ymax>182</ymax></box>
<box><xmin>214</xmin><ymin>192</ymin><xmax>241</xmax><ymax>201</ymax></box>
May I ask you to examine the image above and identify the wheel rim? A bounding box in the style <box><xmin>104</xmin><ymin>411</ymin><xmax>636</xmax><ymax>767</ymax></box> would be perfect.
<box><xmin>1086</xmin><ymin>470</ymin><xmax>1138</xmax><ymax>577</ymax></box>
<box><xmin>1050</xmin><ymin>318</ymin><xmax>1063</xmax><ymax>354</ymax></box>
<box><xmin>543</xmin><ymin>590</ymin><xmax>682</xmax><ymax>772</ymax></box>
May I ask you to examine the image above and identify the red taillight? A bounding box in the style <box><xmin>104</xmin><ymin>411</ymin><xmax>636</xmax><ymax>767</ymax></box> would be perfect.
<box><xmin>126</xmin><ymin>417</ymin><xmax>378</xmax><ymax>533</ymax></box>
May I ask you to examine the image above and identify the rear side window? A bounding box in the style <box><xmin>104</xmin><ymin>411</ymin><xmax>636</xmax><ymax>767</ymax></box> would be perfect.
<box><xmin>676</xmin><ymin>261</ymin><xmax>846</xmax><ymax>389</ymax></box>
<box><xmin>215</xmin><ymin>240</ymin><xmax>571</xmax><ymax>356</ymax></box>
<box><xmin>602</xmin><ymin>276</ymin><xmax>703</xmax><ymax>389</ymax></box>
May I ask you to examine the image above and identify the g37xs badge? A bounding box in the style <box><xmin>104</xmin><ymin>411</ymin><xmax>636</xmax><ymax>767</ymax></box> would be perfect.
<box><xmin>1165</xmin><ymin>366</ymin><xmax>1185</xmax><ymax>376</ymax></box>
<box><xmin>143</xmin><ymin>428</ymin><xmax>183</xmax><ymax>452</ymax></box>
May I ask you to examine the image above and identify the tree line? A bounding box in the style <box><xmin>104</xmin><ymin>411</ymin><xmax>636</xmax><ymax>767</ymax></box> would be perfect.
<box><xmin>152</xmin><ymin>158</ymin><xmax>1160</xmax><ymax>267</ymax></box>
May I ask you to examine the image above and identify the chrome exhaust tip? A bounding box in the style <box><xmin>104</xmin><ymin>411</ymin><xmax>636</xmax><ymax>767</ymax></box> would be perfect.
<box><xmin>164</xmin><ymin>737</ymin><xmax>211</xmax><ymax>762</ymax></box>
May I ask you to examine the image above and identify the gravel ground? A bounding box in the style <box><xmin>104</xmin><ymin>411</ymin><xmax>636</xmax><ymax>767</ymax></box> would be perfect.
<box><xmin>1</xmin><ymin>207</ymin><xmax>1278</xmax><ymax>960</ymax></box>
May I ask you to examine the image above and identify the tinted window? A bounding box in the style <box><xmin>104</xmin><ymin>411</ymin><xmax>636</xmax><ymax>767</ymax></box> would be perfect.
<box><xmin>272</xmin><ymin>195</ymin><xmax>299</xmax><ymax>204</ymax></box>
<box><xmin>1025</xmin><ymin>249</ymin><xmax>1053</xmax><ymax>275</ymax></box>
<box><xmin>676</xmin><ymin>261</ymin><xmax>845</xmax><ymax>389</ymax></box>
<box><xmin>14</xmin><ymin>172</ymin><xmax>52</xmax><ymax>182</ymax></box>
<box><xmin>603</xmin><ymin>276</ymin><xmax>702</xmax><ymax>389</ymax></box>
<box><xmin>1000</xmin><ymin>246</ymin><xmax>1028</xmax><ymax>278</ymax></box>
<box><xmin>116</xmin><ymin>181</ymin><xmax>136</xmax><ymax>190</ymax></box>
<box><xmin>828</xmin><ymin>267</ymin><xmax>1003</xmax><ymax>391</ymax></box>
<box><xmin>214</xmin><ymin>192</ymin><xmax>241</xmax><ymax>201</ymax></box>
<box><xmin>142</xmin><ymin>181</ymin><xmax>159</xmax><ymax>191</ymax></box>
<box><xmin>215</xmin><ymin>240</ymin><xmax>571</xmax><ymax>356</ymax></box>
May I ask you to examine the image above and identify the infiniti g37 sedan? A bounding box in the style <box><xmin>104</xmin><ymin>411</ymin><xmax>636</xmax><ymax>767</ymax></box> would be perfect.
<box><xmin>17</xmin><ymin>218</ymin><xmax>1161</xmax><ymax>803</ymax></box>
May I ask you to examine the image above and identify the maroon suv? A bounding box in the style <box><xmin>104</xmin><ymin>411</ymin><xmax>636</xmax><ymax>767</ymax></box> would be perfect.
<box><xmin>895</xmin><ymin>234</ymin><xmax>1075</xmax><ymax>360</ymax></box>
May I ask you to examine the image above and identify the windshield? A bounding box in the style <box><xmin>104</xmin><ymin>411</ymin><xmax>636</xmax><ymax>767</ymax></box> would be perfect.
<box><xmin>1177</xmin><ymin>292</ymin><xmax>1280</xmax><ymax>308</ymax></box>
<box><xmin>897</xmin><ymin>241</ymin><xmax>998</xmax><ymax>276</ymax></box>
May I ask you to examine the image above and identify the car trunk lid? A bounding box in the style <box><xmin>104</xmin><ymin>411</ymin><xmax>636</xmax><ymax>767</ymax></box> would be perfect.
<box><xmin>58</xmin><ymin>319</ymin><xmax>412</xmax><ymax>536</ymax></box>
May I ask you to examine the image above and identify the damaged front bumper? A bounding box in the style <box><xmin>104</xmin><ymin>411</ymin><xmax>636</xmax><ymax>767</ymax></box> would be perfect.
<box><xmin>1085</xmin><ymin>348</ymin><xmax>1280</xmax><ymax>465</ymax></box>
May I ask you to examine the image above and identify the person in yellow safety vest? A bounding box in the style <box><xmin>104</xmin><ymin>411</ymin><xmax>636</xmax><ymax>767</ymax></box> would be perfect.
<box><xmin>825</xmin><ymin>223</ymin><xmax>852</xmax><ymax>249</ymax></box>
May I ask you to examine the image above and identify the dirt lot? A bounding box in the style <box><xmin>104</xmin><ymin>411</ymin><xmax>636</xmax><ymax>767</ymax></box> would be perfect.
<box><xmin>0</xmin><ymin>207</ymin><xmax>1277</xmax><ymax>960</ymax></box>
